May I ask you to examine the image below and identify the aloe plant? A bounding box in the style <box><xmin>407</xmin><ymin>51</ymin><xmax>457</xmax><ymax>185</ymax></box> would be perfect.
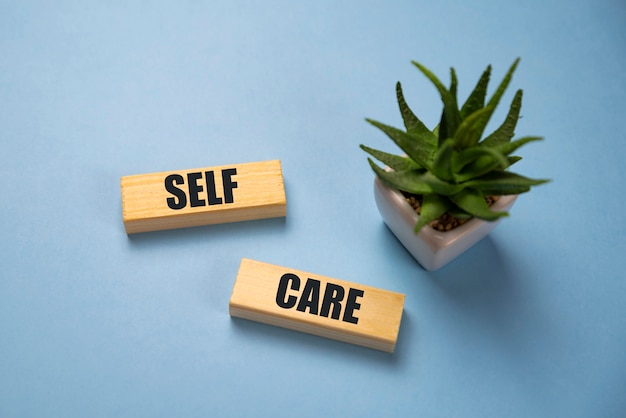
<box><xmin>361</xmin><ymin>58</ymin><xmax>549</xmax><ymax>233</ymax></box>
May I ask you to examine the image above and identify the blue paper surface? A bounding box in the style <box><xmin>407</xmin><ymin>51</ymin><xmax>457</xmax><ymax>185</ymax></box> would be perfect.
<box><xmin>1</xmin><ymin>1</ymin><xmax>625</xmax><ymax>417</ymax></box>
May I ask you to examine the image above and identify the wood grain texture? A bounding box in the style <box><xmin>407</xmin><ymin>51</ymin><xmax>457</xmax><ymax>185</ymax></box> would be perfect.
<box><xmin>229</xmin><ymin>258</ymin><xmax>405</xmax><ymax>352</ymax></box>
<box><xmin>121</xmin><ymin>160</ymin><xmax>286</xmax><ymax>234</ymax></box>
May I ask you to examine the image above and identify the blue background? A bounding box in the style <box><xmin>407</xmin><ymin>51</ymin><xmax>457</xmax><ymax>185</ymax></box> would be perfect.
<box><xmin>1</xmin><ymin>1</ymin><xmax>625</xmax><ymax>417</ymax></box>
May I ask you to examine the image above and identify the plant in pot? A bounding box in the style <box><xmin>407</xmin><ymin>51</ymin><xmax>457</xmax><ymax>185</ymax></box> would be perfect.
<box><xmin>360</xmin><ymin>58</ymin><xmax>549</xmax><ymax>271</ymax></box>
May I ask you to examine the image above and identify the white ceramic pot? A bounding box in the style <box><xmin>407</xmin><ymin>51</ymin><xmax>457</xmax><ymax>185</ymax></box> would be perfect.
<box><xmin>373</xmin><ymin>177</ymin><xmax>518</xmax><ymax>271</ymax></box>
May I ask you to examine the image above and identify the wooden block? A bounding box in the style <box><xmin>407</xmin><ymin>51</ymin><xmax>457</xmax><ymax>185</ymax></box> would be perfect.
<box><xmin>229</xmin><ymin>258</ymin><xmax>405</xmax><ymax>353</ymax></box>
<box><xmin>121</xmin><ymin>160</ymin><xmax>286</xmax><ymax>234</ymax></box>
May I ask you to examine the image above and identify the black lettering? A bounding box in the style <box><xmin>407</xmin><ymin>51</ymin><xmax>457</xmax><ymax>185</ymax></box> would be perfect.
<box><xmin>296</xmin><ymin>278</ymin><xmax>320</xmax><ymax>315</ymax></box>
<box><xmin>205</xmin><ymin>171</ymin><xmax>223</xmax><ymax>205</ymax></box>
<box><xmin>187</xmin><ymin>172</ymin><xmax>205</xmax><ymax>207</ymax></box>
<box><xmin>320</xmin><ymin>283</ymin><xmax>345</xmax><ymax>320</ymax></box>
<box><xmin>165</xmin><ymin>174</ymin><xmax>187</xmax><ymax>210</ymax></box>
<box><xmin>222</xmin><ymin>168</ymin><xmax>238</xmax><ymax>204</ymax></box>
<box><xmin>276</xmin><ymin>273</ymin><xmax>299</xmax><ymax>309</ymax></box>
<box><xmin>343</xmin><ymin>288</ymin><xmax>364</xmax><ymax>324</ymax></box>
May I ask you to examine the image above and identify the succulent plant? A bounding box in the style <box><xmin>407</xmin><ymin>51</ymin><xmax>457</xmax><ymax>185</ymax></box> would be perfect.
<box><xmin>360</xmin><ymin>58</ymin><xmax>549</xmax><ymax>233</ymax></box>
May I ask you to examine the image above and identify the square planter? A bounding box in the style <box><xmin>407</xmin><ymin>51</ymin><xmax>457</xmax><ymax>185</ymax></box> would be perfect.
<box><xmin>373</xmin><ymin>177</ymin><xmax>518</xmax><ymax>271</ymax></box>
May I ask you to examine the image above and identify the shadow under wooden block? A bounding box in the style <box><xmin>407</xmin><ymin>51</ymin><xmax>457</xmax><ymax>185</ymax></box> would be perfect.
<box><xmin>229</xmin><ymin>258</ymin><xmax>405</xmax><ymax>353</ymax></box>
<box><xmin>121</xmin><ymin>160</ymin><xmax>286</xmax><ymax>234</ymax></box>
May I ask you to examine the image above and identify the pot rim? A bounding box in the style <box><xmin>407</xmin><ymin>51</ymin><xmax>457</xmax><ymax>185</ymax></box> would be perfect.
<box><xmin>374</xmin><ymin>177</ymin><xmax>519</xmax><ymax>252</ymax></box>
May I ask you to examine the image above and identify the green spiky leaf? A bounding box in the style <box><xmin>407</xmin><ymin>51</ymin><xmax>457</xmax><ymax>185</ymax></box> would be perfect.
<box><xmin>454</xmin><ymin>146</ymin><xmax>510</xmax><ymax>182</ymax></box>
<box><xmin>367</xmin><ymin>159</ymin><xmax>463</xmax><ymax>196</ymax></box>
<box><xmin>457</xmin><ymin>58</ymin><xmax>521</xmax><ymax>147</ymax></box>
<box><xmin>412</xmin><ymin>61</ymin><xmax>461</xmax><ymax>140</ymax></box>
<box><xmin>507</xmin><ymin>156</ymin><xmax>523</xmax><ymax>166</ymax></box>
<box><xmin>449</xmin><ymin>68</ymin><xmax>458</xmax><ymax>107</ymax></box>
<box><xmin>431</xmin><ymin>138</ymin><xmax>456</xmax><ymax>182</ymax></box>
<box><xmin>453</xmin><ymin>106</ymin><xmax>494</xmax><ymax>149</ymax></box>
<box><xmin>367</xmin><ymin>160</ymin><xmax>432</xmax><ymax>194</ymax></box>
<box><xmin>464</xmin><ymin>171</ymin><xmax>550</xmax><ymax>195</ymax></box>
<box><xmin>396</xmin><ymin>82</ymin><xmax>438</xmax><ymax>149</ymax></box>
<box><xmin>482</xmin><ymin>89</ymin><xmax>523</xmax><ymax>146</ymax></box>
<box><xmin>360</xmin><ymin>145</ymin><xmax>422</xmax><ymax>171</ymax></box>
<box><xmin>366</xmin><ymin>119</ymin><xmax>436</xmax><ymax>168</ymax></box>
<box><xmin>486</xmin><ymin>58</ymin><xmax>520</xmax><ymax>110</ymax></box>
<box><xmin>491</xmin><ymin>136</ymin><xmax>543</xmax><ymax>156</ymax></box>
<box><xmin>460</xmin><ymin>65</ymin><xmax>491</xmax><ymax>118</ymax></box>
<box><xmin>453</xmin><ymin>145</ymin><xmax>509</xmax><ymax>173</ymax></box>
<box><xmin>448</xmin><ymin>188</ymin><xmax>509</xmax><ymax>221</ymax></box>
<box><xmin>414</xmin><ymin>194</ymin><xmax>452</xmax><ymax>233</ymax></box>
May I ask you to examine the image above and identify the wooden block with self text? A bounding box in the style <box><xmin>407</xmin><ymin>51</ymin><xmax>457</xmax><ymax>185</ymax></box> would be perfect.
<box><xmin>229</xmin><ymin>259</ymin><xmax>405</xmax><ymax>352</ymax></box>
<box><xmin>121</xmin><ymin>160</ymin><xmax>286</xmax><ymax>234</ymax></box>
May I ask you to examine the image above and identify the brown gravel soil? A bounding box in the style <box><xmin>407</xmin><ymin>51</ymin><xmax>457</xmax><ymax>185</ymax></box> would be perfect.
<box><xmin>402</xmin><ymin>193</ymin><xmax>500</xmax><ymax>232</ymax></box>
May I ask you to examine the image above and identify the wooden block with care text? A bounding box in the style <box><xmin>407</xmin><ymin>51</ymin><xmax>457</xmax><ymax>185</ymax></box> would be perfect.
<box><xmin>121</xmin><ymin>160</ymin><xmax>286</xmax><ymax>234</ymax></box>
<box><xmin>229</xmin><ymin>258</ymin><xmax>405</xmax><ymax>352</ymax></box>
